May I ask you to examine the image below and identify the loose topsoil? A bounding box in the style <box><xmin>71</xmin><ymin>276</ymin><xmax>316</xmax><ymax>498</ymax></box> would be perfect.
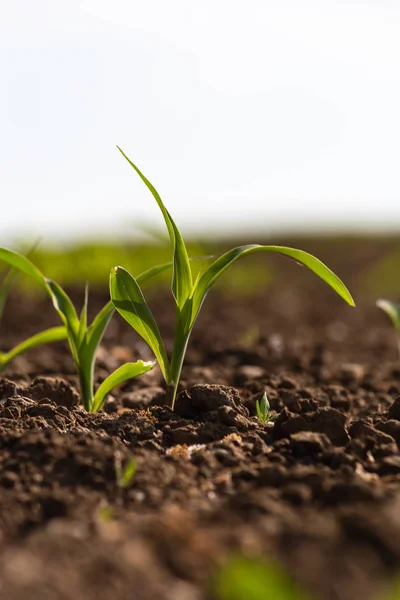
<box><xmin>2</xmin><ymin>237</ymin><xmax>400</xmax><ymax>600</ymax></box>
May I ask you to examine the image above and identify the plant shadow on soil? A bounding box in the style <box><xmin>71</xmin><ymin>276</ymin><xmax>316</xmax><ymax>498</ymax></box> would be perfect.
<box><xmin>2</xmin><ymin>236</ymin><xmax>400</xmax><ymax>599</ymax></box>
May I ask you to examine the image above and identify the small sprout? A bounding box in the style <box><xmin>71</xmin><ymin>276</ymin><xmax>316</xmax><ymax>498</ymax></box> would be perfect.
<box><xmin>116</xmin><ymin>456</ymin><xmax>137</xmax><ymax>489</ymax></box>
<box><xmin>255</xmin><ymin>392</ymin><xmax>276</xmax><ymax>425</ymax></box>
<box><xmin>97</xmin><ymin>505</ymin><xmax>115</xmax><ymax>522</ymax></box>
<box><xmin>239</xmin><ymin>325</ymin><xmax>260</xmax><ymax>348</ymax></box>
<box><xmin>376</xmin><ymin>299</ymin><xmax>400</xmax><ymax>358</ymax></box>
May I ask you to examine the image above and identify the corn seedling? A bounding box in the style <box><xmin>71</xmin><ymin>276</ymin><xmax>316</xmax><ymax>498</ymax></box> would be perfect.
<box><xmin>256</xmin><ymin>392</ymin><xmax>276</xmax><ymax>424</ymax></box>
<box><xmin>376</xmin><ymin>299</ymin><xmax>400</xmax><ymax>358</ymax></box>
<box><xmin>0</xmin><ymin>248</ymin><xmax>174</xmax><ymax>411</ymax></box>
<box><xmin>110</xmin><ymin>148</ymin><xmax>355</xmax><ymax>410</ymax></box>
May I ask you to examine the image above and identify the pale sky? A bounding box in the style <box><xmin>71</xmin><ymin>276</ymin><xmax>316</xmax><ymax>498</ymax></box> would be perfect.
<box><xmin>1</xmin><ymin>0</ymin><xmax>400</xmax><ymax>243</ymax></box>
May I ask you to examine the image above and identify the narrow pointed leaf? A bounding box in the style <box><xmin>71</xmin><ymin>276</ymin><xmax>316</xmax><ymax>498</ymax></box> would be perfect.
<box><xmin>45</xmin><ymin>279</ymin><xmax>80</xmax><ymax>339</ymax></box>
<box><xmin>86</xmin><ymin>300</ymin><xmax>115</xmax><ymax>351</ymax></box>
<box><xmin>255</xmin><ymin>400</ymin><xmax>264</xmax><ymax>423</ymax></box>
<box><xmin>110</xmin><ymin>266</ymin><xmax>170</xmax><ymax>382</ymax></box>
<box><xmin>117</xmin><ymin>457</ymin><xmax>137</xmax><ymax>489</ymax></box>
<box><xmin>117</xmin><ymin>147</ymin><xmax>192</xmax><ymax>307</ymax></box>
<box><xmin>0</xmin><ymin>248</ymin><xmax>47</xmax><ymax>288</ymax></box>
<box><xmin>78</xmin><ymin>283</ymin><xmax>89</xmax><ymax>347</ymax></box>
<box><xmin>92</xmin><ymin>360</ymin><xmax>155</xmax><ymax>412</ymax></box>
<box><xmin>0</xmin><ymin>326</ymin><xmax>67</xmax><ymax>371</ymax></box>
<box><xmin>135</xmin><ymin>261</ymin><xmax>174</xmax><ymax>285</ymax></box>
<box><xmin>117</xmin><ymin>147</ymin><xmax>174</xmax><ymax>240</ymax></box>
<box><xmin>167</xmin><ymin>211</ymin><xmax>193</xmax><ymax>308</ymax></box>
<box><xmin>192</xmin><ymin>244</ymin><xmax>355</xmax><ymax>327</ymax></box>
<box><xmin>0</xmin><ymin>268</ymin><xmax>15</xmax><ymax>322</ymax></box>
<box><xmin>376</xmin><ymin>299</ymin><xmax>400</xmax><ymax>331</ymax></box>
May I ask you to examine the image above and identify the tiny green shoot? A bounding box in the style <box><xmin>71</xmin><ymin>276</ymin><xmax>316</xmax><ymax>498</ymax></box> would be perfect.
<box><xmin>116</xmin><ymin>456</ymin><xmax>137</xmax><ymax>489</ymax></box>
<box><xmin>0</xmin><ymin>248</ymin><xmax>174</xmax><ymax>411</ymax></box>
<box><xmin>110</xmin><ymin>148</ymin><xmax>355</xmax><ymax>410</ymax></box>
<box><xmin>376</xmin><ymin>299</ymin><xmax>400</xmax><ymax>358</ymax></box>
<box><xmin>97</xmin><ymin>505</ymin><xmax>115</xmax><ymax>522</ymax></box>
<box><xmin>255</xmin><ymin>392</ymin><xmax>276</xmax><ymax>424</ymax></box>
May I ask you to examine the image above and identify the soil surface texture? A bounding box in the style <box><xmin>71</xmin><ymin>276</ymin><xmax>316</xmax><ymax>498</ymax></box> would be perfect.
<box><xmin>1</xmin><ymin>237</ymin><xmax>400</xmax><ymax>600</ymax></box>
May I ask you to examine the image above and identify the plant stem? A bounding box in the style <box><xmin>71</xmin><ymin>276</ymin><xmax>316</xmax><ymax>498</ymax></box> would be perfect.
<box><xmin>168</xmin><ymin>327</ymin><xmax>193</xmax><ymax>410</ymax></box>
<box><xmin>78</xmin><ymin>369</ymin><xmax>93</xmax><ymax>412</ymax></box>
<box><xmin>165</xmin><ymin>384</ymin><xmax>177</xmax><ymax>409</ymax></box>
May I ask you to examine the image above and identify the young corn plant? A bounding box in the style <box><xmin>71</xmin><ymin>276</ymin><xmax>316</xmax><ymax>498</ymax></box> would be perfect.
<box><xmin>376</xmin><ymin>299</ymin><xmax>400</xmax><ymax>358</ymax></box>
<box><xmin>110</xmin><ymin>147</ymin><xmax>355</xmax><ymax>410</ymax></box>
<box><xmin>0</xmin><ymin>248</ymin><xmax>173</xmax><ymax>411</ymax></box>
<box><xmin>0</xmin><ymin>263</ymin><xmax>67</xmax><ymax>372</ymax></box>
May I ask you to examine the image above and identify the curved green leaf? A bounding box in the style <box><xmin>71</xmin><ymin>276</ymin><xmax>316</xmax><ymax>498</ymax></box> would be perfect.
<box><xmin>92</xmin><ymin>360</ymin><xmax>155</xmax><ymax>412</ymax></box>
<box><xmin>0</xmin><ymin>267</ymin><xmax>16</xmax><ymax>322</ymax></box>
<box><xmin>376</xmin><ymin>299</ymin><xmax>400</xmax><ymax>331</ymax></box>
<box><xmin>0</xmin><ymin>248</ymin><xmax>46</xmax><ymax>288</ymax></box>
<box><xmin>86</xmin><ymin>300</ymin><xmax>115</xmax><ymax>351</ymax></box>
<box><xmin>0</xmin><ymin>326</ymin><xmax>67</xmax><ymax>371</ymax></box>
<box><xmin>192</xmin><ymin>244</ymin><xmax>355</xmax><ymax>326</ymax></box>
<box><xmin>116</xmin><ymin>456</ymin><xmax>137</xmax><ymax>489</ymax></box>
<box><xmin>77</xmin><ymin>283</ymin><xmax>89</xmax><ymax>347</ymax></box>
<box><xmin>117</xmin><ymin>147</ymin><xmax>192</xmax><ymax>308</ymax></box>
<box><xmin>45</xmin><ymin>279</ymin><xmax>80</xmax><ymax>355</ymax></box>
<box><xmin>136</xmin><ymin>261</ymin><xmax>173</xmax><ymax>285</ymax></box>
<box><xmin>110</xmin><ymin>266</ymin><xmax>170</xmax><ymax>382</ymax></box>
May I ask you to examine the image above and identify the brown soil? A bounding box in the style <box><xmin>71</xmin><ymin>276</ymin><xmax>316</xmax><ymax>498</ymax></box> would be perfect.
<box><xmin>1</xmin><ymin>237</ymin><xmax>400</xmax><ymax>600</ymax></box>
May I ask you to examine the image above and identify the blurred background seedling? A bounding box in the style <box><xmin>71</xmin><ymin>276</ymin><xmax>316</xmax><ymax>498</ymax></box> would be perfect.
<box><xmin>115</xmin><ymin>455</ymin><xmax>137</xmax><ymax>489</ymax></box>
<box><xmin>376</xmin><ymin>299</ymin><xmax>400</xmax><ymax>359</ymax></box>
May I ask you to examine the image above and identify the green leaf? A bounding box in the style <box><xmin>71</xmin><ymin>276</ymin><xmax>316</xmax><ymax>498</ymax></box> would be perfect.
<box><xmin>92</xmin><ymin>360</ymin><xmax>155</xmax><ymax>412</ymax></box>
<box><xmin>81</xmin><ymin>261</ymin><xmax>176</xmax><ymax>397</ymax></box>
<box><xmin>261</xmin><ymin>391</ymin><xmax>270</xmax><ymax>415</ymax></box>
<box><xmin>110</xmin><ymin>266</ymin><xmax>171</xmax><ymax>383</ymax></box>
<box><xmin>0</xmin><ymin>248</ymin><xmax>47</xmax><ymax>289</ymax></box>
<box><xmin>168</xmin><ymin>211</ymin><xmax>193</xmax><ymax>308</ymax></box>
<box><xmin>78</xmin><ymin>283</ymin><xmax>89</xmax><ymax>347</ymax></box>
<box><xmin>255</xmin><ymin>399</ymin><xmax>263</xmax><ymax>423</ymax></box>
<box><xmin>135</xmin><ymin>261</ymin><xmax>174</xmax><ymax>285</ymax></box>
<box><xmin>215</xmin><ymin>557</ymin><xmax>310</xmax><ymax>600</ymax></box>
<box><xmin>76</xmin><ymin>300</ymin><xmax>116</xmax><ymax>411</ymax></box>
<box><xmin>117</xmin><ymin>147</ymin><xmax>193</xmax><ymax>308</ymax></box>
<box><xmin>85</xmin><ymin>300</ymin><xmax>115</xmax><ymax>356</ymax></box>
<box><xmin>0</xmin><ymin>326</ymin><xmax>67</xmax><ymax>371</ymax></box>
<box><xmin>0</xmin><ymin>267</ymin><xmax>16</xmax><ymax>323</ymax></box>
<box><xmin>116</xmin><ymin>456</ymin><xmax>137</xmax><ymax>489</ymax></box>
<box><xmin>255</xmin><ymin>392</ymin><xmax>271</xmax><ymax>425</ymax></box>
<box><xmin>376</xmin><ymin>299</ymin><xmax>400</xmax><ymax>331</ymax></box>
<box><xmin>45</xmin><ymin>279</ymin><xmax>80</xmax><ymax>358</ymax></box>
<box><xmin>192</xmin><ymin>244</ymin><xmax>355</xmax><ymax>327</ymax></box>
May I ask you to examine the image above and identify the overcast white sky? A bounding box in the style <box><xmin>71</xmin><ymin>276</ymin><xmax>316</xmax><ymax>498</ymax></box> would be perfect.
<box><xmin>1</xmin><ymin>0</ymin><xmax>400</xmax><ymax>243</ymax></box>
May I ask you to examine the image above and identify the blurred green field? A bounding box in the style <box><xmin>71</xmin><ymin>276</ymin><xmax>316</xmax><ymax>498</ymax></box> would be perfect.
<box><xmin>1</xmin><ymin>239</ymin><xmax>273</xmax><ymax>297</ymax></box>
<box><xmin>3</xmin><ymin>234</ymin><xmax>400</xmax><ymax>300</ymax></box>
